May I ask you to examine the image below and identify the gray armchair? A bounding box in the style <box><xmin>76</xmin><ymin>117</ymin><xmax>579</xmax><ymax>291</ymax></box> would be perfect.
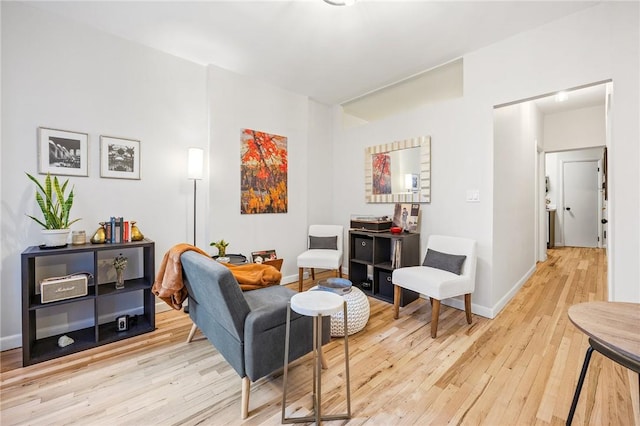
<box><xmin>180</xmin><ymin>251</ymin><xmax>329</xmax><ymax>419</ymax></box>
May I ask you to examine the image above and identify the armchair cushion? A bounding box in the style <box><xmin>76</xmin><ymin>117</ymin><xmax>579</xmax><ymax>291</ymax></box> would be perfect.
<box><xmin>393</xmin><ymin>265</ymin><xmax>471</xmax><ymax>300</ymax></box>
<box><xmin>423</xmin><ymin>248</ymin><xmax>467</xmax><ymax>275</ymax></box>
<box><xmin>309</xmin><ymin>235</ymin><xmax>338</xmax><ymax>250</ymax></box>
<box><xmin>297</xmin><ymin>249</ymin><xmax>342</xmax><ymax>270</ymax></box>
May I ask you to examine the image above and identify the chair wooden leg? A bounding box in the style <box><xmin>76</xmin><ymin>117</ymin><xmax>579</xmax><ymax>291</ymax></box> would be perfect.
<box><xmin>464</xmin><ymin>293</ymin><xmax>473</xmax><ymax>324</ymax></box>
<box><xmin>431</xmin><ymin>299</ymin><xmax>441</xmax><ymax>338</ymax></box>
<box><xmin>241</xmin><ymin>376</ymin><xmax>250</xmax><ymax>419</ymax></box>
<box><xmin>393</xmin><ymin>285</ymin><xmax>401</xmax><ymax>319</ymax></box>
<box><xmin>186</xmin><ymin>323</ymin><xmax>197</xmax><ymax>343</ymax></box>
<box><xmin>311</xmin><ymin>268</ymin><xmax>315</xmax><ymax>280</ymax></box>
<box><xmin>298</xmin><ymin>268</ymin><xmax>304</xmax><ymax>292</ymax></box>
<box><xmin>337</xmin><ymin>268</ymin><xmax>342</xmax><ymax>278</ymax></box>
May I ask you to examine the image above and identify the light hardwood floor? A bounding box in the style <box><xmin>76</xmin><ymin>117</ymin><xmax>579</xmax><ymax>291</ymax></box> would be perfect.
<box><xmin>1</xmin><ymin>247</ymin><xmax>638</xmax><ymax>425</ymax></box>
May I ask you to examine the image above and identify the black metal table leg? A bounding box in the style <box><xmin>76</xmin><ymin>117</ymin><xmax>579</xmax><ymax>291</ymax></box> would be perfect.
<box><xmin>566</xmin><ymin>345</ymin><xmax>595</xmax><ymax>425</ymax></box>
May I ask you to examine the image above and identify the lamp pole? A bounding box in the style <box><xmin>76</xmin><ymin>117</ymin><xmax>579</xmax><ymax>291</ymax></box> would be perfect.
<box><xmin>185</xmin><ymin>148</ymin><xmax>204</xmax><ymax>315</ymax></box>
<box><xmin>187</xmin><ymin>148</ymin><xmax>204</xmax><ymax>246</ymax></box>
<box><xmin>192</xmin><ymin>178</ymin><xmax>197</xmax><ymax>245</ymax></box>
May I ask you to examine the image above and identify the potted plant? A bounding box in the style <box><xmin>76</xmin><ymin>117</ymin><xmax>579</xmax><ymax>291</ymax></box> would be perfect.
<box><xmin>210</xmin><ymin>239</ymin><xmax>230</xmax><ymax>262</ymax></box>
<box><xmin>26</xmin><ymin>172</ymin><xmax>81</xmax><ymax>247</ymax></box>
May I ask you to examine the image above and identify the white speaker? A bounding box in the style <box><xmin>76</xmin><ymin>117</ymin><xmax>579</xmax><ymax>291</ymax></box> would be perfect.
<box><xmin>40</xmin><ymin>274</ymin><xmax>89</xmax><ymax>304</ymax></box>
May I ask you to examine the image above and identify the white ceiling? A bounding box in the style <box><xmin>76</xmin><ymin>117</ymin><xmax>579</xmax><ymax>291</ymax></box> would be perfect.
<box><xmin>531</xmin><ymin>83</ymin><xmax>607</xmax><ymax>115</ymax></box>
<box><xmin>27</xmin><ymin>0</ymin><xmax>600</xmax><ymax>106</ymax></box>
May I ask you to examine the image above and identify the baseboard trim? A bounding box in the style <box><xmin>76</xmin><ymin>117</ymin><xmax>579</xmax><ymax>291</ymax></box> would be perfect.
<box><xmin>489</xmin><ymin>264</ymin><xmax>536</xmax><ymax>318</ymax></box>
<box><xmin>0</xmin><ymin>334</ymin><xmax>21</xmax><ymax>351</ymax></box>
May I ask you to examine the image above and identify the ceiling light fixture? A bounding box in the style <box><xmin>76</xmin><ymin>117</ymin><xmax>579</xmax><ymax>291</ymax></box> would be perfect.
<box><xmin>323</xmin><ymin>0</ymin><xmax>357</xmax><ymax>6</ymax></box>
<box><xmin>555</xmin><ymin>91</ymin><xmax>569</xmax><ymax>102</ymax></box>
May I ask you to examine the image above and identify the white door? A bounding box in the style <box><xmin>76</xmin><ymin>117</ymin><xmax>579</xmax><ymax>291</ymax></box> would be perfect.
<box><xmin>563</xmin><ymin>161</ymin><xmax>599</xmax><ymax>247</ymax></box>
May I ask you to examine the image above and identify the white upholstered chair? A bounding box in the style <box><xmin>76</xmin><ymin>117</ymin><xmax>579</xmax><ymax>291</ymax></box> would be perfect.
<box><xmin>297</xmin><ymin>225</ymin><xmax>344</xmax><ymax>292</ymax></box>
<box><xmin>391</xmin><ymin>235</ymin><xmax>477</xmax><ymax>338</ymax></box>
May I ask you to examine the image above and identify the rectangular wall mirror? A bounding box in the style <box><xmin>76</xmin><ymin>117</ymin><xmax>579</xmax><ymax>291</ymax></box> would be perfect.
<box><xmin>365</xmin><ymin>136</ymin><xmax>431</xmax><ymax>203</ymax></box>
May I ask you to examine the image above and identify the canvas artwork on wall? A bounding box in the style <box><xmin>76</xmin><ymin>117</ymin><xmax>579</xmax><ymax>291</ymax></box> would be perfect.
<box><xmin>240</xmin><ymin>128</ymin><xmax>288</xmax><ymax>214</ymax></box>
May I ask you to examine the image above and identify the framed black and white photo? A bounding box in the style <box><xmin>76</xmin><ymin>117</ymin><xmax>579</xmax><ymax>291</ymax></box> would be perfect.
<box><xmin>38</xmin><ymin>127</ymin><xmax>89</xmax><ymax>176</ymax></box>
<box><xmin>100</xmin><ymin>136</ymin><xmax>140</xmax><ymax>180</ymax></box>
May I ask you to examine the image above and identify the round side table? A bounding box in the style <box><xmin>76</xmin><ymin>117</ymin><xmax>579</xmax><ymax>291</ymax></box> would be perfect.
<box><xmin>282</xmin><ymin>290</ymin><xmax>351</xmax><ymax>424</ymax></box>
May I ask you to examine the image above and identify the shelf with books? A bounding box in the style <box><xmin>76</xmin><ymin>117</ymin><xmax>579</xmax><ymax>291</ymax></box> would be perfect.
<box><xmin>21</xmin><ymin>239</ymin><xmax>155</xmax><ymax>366</ymax></box>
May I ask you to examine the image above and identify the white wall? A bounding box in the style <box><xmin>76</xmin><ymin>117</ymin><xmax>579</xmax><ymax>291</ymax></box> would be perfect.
<box><xmin>493</xmin><ymin>102</ymin><xmax>541</xmax><ymax>313</ymax></box>
<box><xmin>458</xmin><ymin>1</ymin><xmax>638</xmax><ymax>306</ymax></box>
<box><xmin>334</xmin><ymin>97</ymin><xmax>494</xmax><ymax>315</ymax></box>
<box><xmin>332</xmin><ymin>1</ymin><xmax>639</xmax><ymax>317</ymax></box>
<box><xmin>544</xmin><ymin>105</ymin><xmax>605</xmax><ymax>151</ymax></box>
<box><xmin>207</xmin><ymin>65</ymin><xmax>331</xmax><ymax>283</ymax></box>
<box><xmin>1</xmin><ymin>3</ymin><xmax>208</xmax><ymax>349</ymax></box>
<box><xmin>307</xmin><ymin>101</ymin><xmax>335</xmax><ymax>227</ymax></box>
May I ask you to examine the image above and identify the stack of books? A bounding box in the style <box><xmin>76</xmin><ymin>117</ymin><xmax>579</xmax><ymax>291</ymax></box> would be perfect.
<box><xmin>316</xmin><ymin>277</ymin><xmax>352</xmax><ymax>295</ymax></box>
<box><xmin>104</xmin><ymin>217</ymin><xmax>132</xmax><ymax>243</ymax></box>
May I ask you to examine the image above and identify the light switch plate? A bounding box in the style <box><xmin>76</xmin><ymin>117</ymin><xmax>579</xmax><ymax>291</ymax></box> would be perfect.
<box><xmin>466</xmin><ymin>190</ymin><xmax>480</xmax><ymax>202</ymax></box>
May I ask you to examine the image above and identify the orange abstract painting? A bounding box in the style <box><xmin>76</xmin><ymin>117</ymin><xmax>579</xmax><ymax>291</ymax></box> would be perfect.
<box><xmin>240</xmin><ymin>128</ymin><xmax>288</xmax><ymax>214</ymax></box>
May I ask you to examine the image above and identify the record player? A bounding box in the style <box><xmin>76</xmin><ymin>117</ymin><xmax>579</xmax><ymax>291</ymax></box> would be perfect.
<box><xmin>350</xmin><ymin>214</ymin><xmax>392</xmax><ymax>232</ymax></box>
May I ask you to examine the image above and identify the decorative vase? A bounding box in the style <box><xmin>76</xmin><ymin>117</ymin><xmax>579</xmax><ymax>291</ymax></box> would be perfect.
<box><xmin>41</xmin><ymin>229</ymin><xmax>70</xmax><ymax>247</ymax></box>
<box><xmin>130</xmin><ymin>221</ymin><xmax>144</xmax><ymax>241</ymax></box>
<box><xmin>115</xmin><ymin>269</ymin><xmax>125</xmax><ymax>290</ymax></box>
<box><xmin>90</xmin><ymin>222</ymin><xmax>106</xmax><ymax>244</ymax></box>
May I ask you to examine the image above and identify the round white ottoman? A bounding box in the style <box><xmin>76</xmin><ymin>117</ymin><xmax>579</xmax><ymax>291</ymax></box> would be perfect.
<box><xmin>329</xmin><ymin>286</ymin><xmax>370</xmax><ymax>337</ymax></box>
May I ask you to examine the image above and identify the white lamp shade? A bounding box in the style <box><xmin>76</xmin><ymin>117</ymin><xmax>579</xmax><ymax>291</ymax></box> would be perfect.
<box><xmin>187</xmin><ymin>148</ymin><xmax>204</xmax><ymax>180</ymax></box>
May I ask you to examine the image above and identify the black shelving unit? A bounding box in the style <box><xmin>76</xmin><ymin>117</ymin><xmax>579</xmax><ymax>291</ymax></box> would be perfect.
<box><xmin>21</xmin><ymin>239</ymin><xmax>155</xmax><ymax>366</ymax></box>
<box><xmin>349</xmin><ymin>230</ymin><xmax>420</xmax><ymax>307</ymax></box>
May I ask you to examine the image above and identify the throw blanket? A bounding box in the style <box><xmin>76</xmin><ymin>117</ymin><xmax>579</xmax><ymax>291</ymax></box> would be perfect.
<box><xmin>223</xmin><ymin>262</ymin><xmax>282</xmax><ymax>291</ymax></box>
<box><xmin>152</xmin><ymin>243</ymin><xmax>210</xmax><ymax>310</ymax></box>
<box><xmin>153</xmin><ymin>244</ymin><xmax>283</xmax><ymax>310</ymax></box>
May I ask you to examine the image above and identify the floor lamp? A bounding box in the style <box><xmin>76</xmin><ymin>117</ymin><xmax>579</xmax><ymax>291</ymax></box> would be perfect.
<box><xmin>187</xmin><ymin>148</ymin><xmax>204</xmax><ymax>246</ymax></box>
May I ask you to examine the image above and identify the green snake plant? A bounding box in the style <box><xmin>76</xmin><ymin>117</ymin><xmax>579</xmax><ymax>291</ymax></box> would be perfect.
<box><xmin>26</xmin><ymin>173</ymin><xmax>81</xmax><ymax>229</ymax></box>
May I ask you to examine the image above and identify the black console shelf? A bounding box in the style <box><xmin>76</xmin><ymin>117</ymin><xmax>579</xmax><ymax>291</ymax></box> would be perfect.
<box><xmin>349</xmin><ymin>230</ymin><xmax>420</xmax><ymax>307</ymax></box>
<box><xmin>21</xmin><ymin>239</ymin><xmax>155</xmax><ymax>366</ymax></box>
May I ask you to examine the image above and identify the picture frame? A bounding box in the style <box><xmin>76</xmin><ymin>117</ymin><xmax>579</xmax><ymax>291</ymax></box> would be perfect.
<box><xmin>392</xmin><ymin>203</ymin><xmax>421</xmax><ymax>233</ymax></box>
<box><xmin>38</xmin><ymin>127</ymin><xmax>89</xmax><ymax>176</ymax></box>
<box><xmin>100</xmin><ymin>136</ymin><xmax>141</xmax><ymax>180</ymax></box>
<box><xmin>251</xmin><ymin>249</ymin><xmax>277</xmax><ymax>264</ymax></box>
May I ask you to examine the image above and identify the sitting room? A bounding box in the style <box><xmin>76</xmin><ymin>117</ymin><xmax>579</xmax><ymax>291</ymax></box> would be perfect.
<box><xmin>1</xmin><ymin>1</ymin><xmax>638</xmax><ymax>425</ymax></box>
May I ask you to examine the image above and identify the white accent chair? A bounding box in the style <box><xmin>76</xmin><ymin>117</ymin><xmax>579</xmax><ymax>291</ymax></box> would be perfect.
<box><xmin>391</xmin><ymin>235</ymin><xmax>477</xmax><ymax>338</ymax></box>
<box><xmin>297</xmin><ymin>225</ymin><xmax>344</xmax><ymax>292</ymax></box>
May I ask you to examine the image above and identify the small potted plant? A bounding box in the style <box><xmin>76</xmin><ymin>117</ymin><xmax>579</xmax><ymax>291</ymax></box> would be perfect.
<box><xmin>26</xmin><ymin>172</ymin><xmax>81</xmax><ymax>247</ymax></box>
<box><xmin>210</xmin><ymin>239</ymin><xmax>230</xmax><ymax>263</ymax></box>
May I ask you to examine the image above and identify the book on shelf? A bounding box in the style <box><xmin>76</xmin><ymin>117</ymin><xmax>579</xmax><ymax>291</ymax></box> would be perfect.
<box><xmin>391</xmin><ymin>239</ymin><xmax>402</xmax><ymax>268</ymax></box>
<box><xmin>105</xmin><ymin>216</ymin><xmax>132</xmax><ymax>243</ymax></box>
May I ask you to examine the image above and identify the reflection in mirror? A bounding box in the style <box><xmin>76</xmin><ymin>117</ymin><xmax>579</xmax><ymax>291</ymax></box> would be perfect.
<box><xmin>365</xmin><ymin>136</ymin><xmax>431</xmax><ymax>203</ymax></box>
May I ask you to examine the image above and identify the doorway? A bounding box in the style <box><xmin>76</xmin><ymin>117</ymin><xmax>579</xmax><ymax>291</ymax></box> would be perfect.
<box><xmin>533</xmin><ymin>82</ymin><xmax>609</xmax><ymax>256</ymax></box>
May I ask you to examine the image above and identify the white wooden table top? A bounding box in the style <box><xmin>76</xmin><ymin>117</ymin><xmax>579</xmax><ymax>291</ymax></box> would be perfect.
<box><xmin>568</xmin><ymin>301</ymin><xmax>640</xmax><ymax>363</ymax></box>
<box><xmin>290</xmin><ymin>290</ymin><xmax>344</xmax><ymax>317</ymax></box>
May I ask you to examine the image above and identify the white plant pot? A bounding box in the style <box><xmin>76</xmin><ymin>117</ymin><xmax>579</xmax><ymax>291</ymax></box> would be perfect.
<box><xmin>41</xmin><ymin>229</ymin><xmax>71</xmax><ymax>247</ymax></box>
